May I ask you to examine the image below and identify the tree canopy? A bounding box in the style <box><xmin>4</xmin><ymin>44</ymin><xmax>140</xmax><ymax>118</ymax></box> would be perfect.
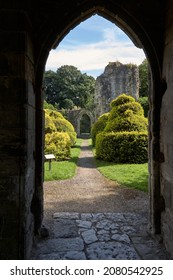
<box><xmin>44</xmin><ymin>65</ymin><xmax>95</xmax><ymax>110</ymax></box>
<box><xmin>139</xmin><ymin>59</ymin><xmax>149</xmax><ymax>97</ymax></box>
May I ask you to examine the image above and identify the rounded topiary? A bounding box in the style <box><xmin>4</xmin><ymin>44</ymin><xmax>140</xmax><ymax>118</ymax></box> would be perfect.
<box><xmin>96</xmin><ymin>131</ymin><xmax>148</xmax><ymax>163</ymax></box>
<box><xmin>91</xmin><ymin>113</ymin><xmax>109</xmax><ymax>146</ymax></box>
<box><xmin>110</xmin><ymin>93</ymin><xmax>135</xmax><ymax>108</ymax></box>
<box><xmin>95</xmin><ymin>94</ymin><xmax>148</xmax><ymax>163</ymax></box>
<box><xmin>45</xmin><ymin>109</ymin><xmax>76</xmax><ymax>146</ymax></box>
<box><xmin>45</xmin><ymin>132</ymin><xmax>71</xmax><ymax>160</ymax></box>
<box><xmin>105</xmin><ymin>94</ymin><xmax>148</xmax><ymax>133</ymax></box>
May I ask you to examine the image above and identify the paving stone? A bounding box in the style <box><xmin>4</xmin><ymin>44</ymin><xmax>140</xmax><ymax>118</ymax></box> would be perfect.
<box><xmin>36</xmin><ymin>251</ymin><xmax>86</xmax><ymax>260</ymax></box>
<box><xmin>92</xmin><ymin>213</ymin><xmax>105</xmax><ymax>221</ymax></box>
<box><xmin>81</xmin><ymin>229</ymin><xmax>98</xmax><ymax>244</ymax></box>
<box><xmin>111</xmin><ymin>233</ymin><xmax>131</xmax><ymax>243</ymax></box>
<box><xmin>81</xmin><ymin>213</ymin><xmax>92</xmax><ymax>220</ymax></box>
<box><xmin>97</xmin><ymin>229</ymin><xmax>111</xmax><ymax>241</ymax></box>
<box><xmin>105</xmin><ymin>213</ymin><xmax>126</xmax><ymax>222</ymax></box>
<box><xmin>36</xmin><ymin>237</ymin><xmax>84</xmax><ymax>254</ymax></box>
<box><xmin>77</xmin><ymin>220</ymin><xmax>92</xmax><ymax>229</ymax></box>
<box><xmin>86</xmin><ymin>241</ymin><xmax>140</xmax><ymax>260</ymax></box>
<box><xmin>96</xmin><ymin>219</ymin><xmax>118</xmax><ymax>230</ymax></box>
<box><xmin>120</xmin><ymin>225</ymin><xmax>137</xmax><ymax>234</ymax></box>
<box><xmin>54</xmin><ymin>219</ymin><xmax>78</xmax><ymax>238</ymax></box>
<box><xmin>53</xmin><ymin>212</ymin><xmax>79</xmax><ymax>219</ymax></box>
<box><xmin>32</xmin><ymin>212</ymin><xmax>170</xmax><ymax>260</ymax></box>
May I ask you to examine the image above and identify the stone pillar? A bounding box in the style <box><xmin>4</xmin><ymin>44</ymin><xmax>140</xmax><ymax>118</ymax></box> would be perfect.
<box><xmin>0</xmin><ymin>5</ymin><xmax>36</xmax><ymax>259</ymax></box>
<box><xmin>160</xmin><ymin>0</ymin><xmax>173</xmax><ymax>258</ymax></box>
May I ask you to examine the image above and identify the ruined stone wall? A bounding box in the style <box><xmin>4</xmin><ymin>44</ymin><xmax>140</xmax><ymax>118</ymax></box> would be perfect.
<box><xmin>94</xmin><ymin>62</ymin><xmax>139</xmax><ymax>118</ymax></box>
<box><xmin>160</xmin><ymin>0</ymin><xmax>173</xmax><ymax>257</ymax></box>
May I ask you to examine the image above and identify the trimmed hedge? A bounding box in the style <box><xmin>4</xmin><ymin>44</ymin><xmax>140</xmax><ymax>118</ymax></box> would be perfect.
<box><xmin>105</xmin><ymin>114</ymin><xmax>148</xmax><ymax>133</ymax></box>
<box><xmin>96</xmin><ymin>131</ymin><xmax>148</xmax><ymax>163</ymax></box>
<box><xmin>110</xmin><ymin>94</ymin><xmax>135</xmax><ymax>108</ymax></box>
<box><xmin>94</xmin><ymin>94</ymin><xmax>148</xmax><ymax>164</ymax></box>
<box><xmin>45</xmin><ymin>132</ymin><xmax>71</xmax><ymax>160</ymax></box>
<box><xmin>91</xmin><ymin>113</ymin><xmax>109</xmax><ymax>146</ymax></box>
<box><xmin>45</xmin><ymin>109</ymin><xmax>77</xmax><ymax>146</ymax></box>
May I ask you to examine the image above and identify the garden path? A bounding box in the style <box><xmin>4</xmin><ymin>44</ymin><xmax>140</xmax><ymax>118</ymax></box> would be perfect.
<box><xmin>43</xmin><ymin>139</ymin><xmax>148</xmax><ymax>227</ymax></box>
<box><xmin>31</xmin><ymin>139</ymin><xmax>169</xmax><ymax>259</ymax></box>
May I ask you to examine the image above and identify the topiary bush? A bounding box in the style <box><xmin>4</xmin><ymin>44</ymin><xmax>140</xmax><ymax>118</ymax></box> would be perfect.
<box><xmin>96</xmin><ymin>131</ymin><xmax>148</xmax><ymax>163</ymax></box>
<box><xmin>45</xmin><ymin>109</ymin><xmax>77</xmax><ymax>146</ymax></box>
<box><xmin>110</xmin><ymin>93</ymin><xmax>135</xmax><ymax>108</ymax></box>
<box><xmin>44</xmin><ymin>109</ymin><xmax>77</xmax><ymax>160</ymax></box>
<box><xmin>95</xmin><ymin>94</ymin><xmax>148</xmax><ymax>163</ymax></box>
<box><xmin>45</xmin><ymin>132</ymin><xmax>71</xmax><ymax>160</ymax></box>
<box><xmin>91</xmin><ymin>113</ymin><xmax>109</xmax><ymax>146</ymax></box>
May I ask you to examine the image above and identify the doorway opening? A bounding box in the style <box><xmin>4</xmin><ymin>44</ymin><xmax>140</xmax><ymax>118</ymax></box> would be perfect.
<box><xmin>33</xmin><ymin>3</ymin><xmax>165</xmax><ymax>258</ymax></box>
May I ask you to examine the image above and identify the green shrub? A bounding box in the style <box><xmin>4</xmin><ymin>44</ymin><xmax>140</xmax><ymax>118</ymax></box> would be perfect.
<box><xmin>45</xmin><ymin>112</ymin><xmax>56</xmax><ymax>134</ymax></box>
<box><xmin>68</xmin><ymin>132</ymin><xmax>77</xmax><ymax>147</ymax></box>
<box><xmin>105</xmin><ymin>114</ymin><xmax>148</xmax><ymax>132</ymax></box>
<box><xmin>94</xmin><ymin>94</ymin><xmax>148</xmax><ymax>164</ymax></box>
<box><xmin>109</xmin><ymin>102</ymin><xmax>144</xmax><ymax>121</ymax></box>
<box><xmin>53</xmin><ymin>118</ymin><xmax>75</xmax><ymax>133</ymax></box>
<box><xmin>45</xmin><ymin>108</ymin><xmax>77</xmax><ymax>146</ymax></box>
<box><xmin>138</xmin><ymin>96</ymin><xmax>149</xmax><ymax>117</ymax></box>
<box><xmin>110</xmin><ymin>94</ymin><xmax>135</xmax><ymax>108</ymax></box>
<box><xmin>45</xmin><ymin>132</ymin><xmax>71</xmax><ymax>160</ymax></box>
<box><xmin>96</xmin><ymin>131</ymin><xmax>148</xmax><ymax>163</ymax></box>
<box><xmin>91</xmin><ymin>113</ymin><xmax>109</xmax><ymax>146</ymax></box>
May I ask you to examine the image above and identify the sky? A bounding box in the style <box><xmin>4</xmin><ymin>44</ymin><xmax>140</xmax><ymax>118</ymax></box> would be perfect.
<box><xmin>45</xmin><ymin>15</ymin><xmax>146</xmax><ymax>78</ymax></box>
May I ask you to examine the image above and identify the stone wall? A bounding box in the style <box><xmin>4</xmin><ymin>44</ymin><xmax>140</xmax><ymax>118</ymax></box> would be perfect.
<box><xmin>0</xmin><ymin>4</ymin><xmax>38</xmax><ymax>259</ymax></box>
<box><xmin>160</xmin><ymin>0</ymin><xmax>173</xmax><ymax>257</ymax></box>
<box><xmin>94</xmin><ymin>62</ymin><xmax>139</xmax><ymax>118</ymax></box>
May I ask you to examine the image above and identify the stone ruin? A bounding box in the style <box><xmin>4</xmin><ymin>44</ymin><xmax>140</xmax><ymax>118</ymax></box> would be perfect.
<box><xmin>94</xmin><ymin>62</ymin><xmax>139</xmax><ymax>118</ymax></box>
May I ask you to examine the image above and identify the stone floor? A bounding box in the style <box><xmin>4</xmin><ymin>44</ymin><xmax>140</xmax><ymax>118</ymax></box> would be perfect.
<box><xmin>31</xmin><ymin>212</ymin><xmax>170</xmax><ymax>260</ymax></box>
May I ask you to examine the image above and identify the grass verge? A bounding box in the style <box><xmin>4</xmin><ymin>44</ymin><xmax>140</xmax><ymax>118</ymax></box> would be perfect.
<box><xmin>44</xmin><ymin>138</ymin><xmax>82</xmax><ymax>181</ymax></box>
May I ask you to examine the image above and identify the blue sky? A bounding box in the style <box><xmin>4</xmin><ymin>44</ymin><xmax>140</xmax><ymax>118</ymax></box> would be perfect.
<box><xmin>46</xmin><ymin>15</ymin><xmax>146</xmax><ymax>78</ymax></box>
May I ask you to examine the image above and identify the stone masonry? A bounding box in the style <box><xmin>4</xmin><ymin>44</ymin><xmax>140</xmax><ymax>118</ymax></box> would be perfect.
<box><xmin>94</xmin><ymin>62</ymin><xmax>139</xmax><ymax>118</ymax></box>
<box><xmin>0</xmin><ymin>0</ymin><xmax>173</xmax><ymax>259</ymax></box>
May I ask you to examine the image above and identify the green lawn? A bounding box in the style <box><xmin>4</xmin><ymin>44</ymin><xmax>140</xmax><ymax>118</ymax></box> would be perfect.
<box><xmin>44</xmin><ymin>138</ymin><xmax>82</xmax><ymax>181</ymax></box>
<box><xmin>96</xmin><ymin>160</ymin><xmax>148</xmax><ymax>192</ymax></box>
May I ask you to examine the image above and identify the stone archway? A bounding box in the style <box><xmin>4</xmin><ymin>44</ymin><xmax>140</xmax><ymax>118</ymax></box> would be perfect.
<box><xmin>1</xmin><ymin>0</ymin><xmax>173</xmax><ymax>259</ymax></box>
<box><xmin>35</xmin><ymin>2</ymin><xmax>164</xmax><ymax>243</ymax></box>
<box><xmin>65</xmin><ymin>109</ymin><xmax>95</xmax><ymax>137</ymax></box>
<box><xmin>76</xmin><ymin>109</ymin><xmax>94</xmax><ymax>137</ymax></box>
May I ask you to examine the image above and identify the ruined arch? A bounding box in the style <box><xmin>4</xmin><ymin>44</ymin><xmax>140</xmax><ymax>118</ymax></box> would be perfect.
<box><xmin>77</xmin><ymin>109</ymin><xmax>94</xmax><ymax>137</ymax></box>
<box><xmin>1</xmin><ymin>0</ymin><xmax>173</xmax><ymax>259</ymax></box>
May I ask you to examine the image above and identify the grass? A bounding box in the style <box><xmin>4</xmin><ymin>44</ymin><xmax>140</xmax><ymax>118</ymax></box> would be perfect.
<box><xmin>89</xmin><ymin>139</ymin><xmax>148</xmax><ymax>192</ymax></box>
<box><xmin>44</xmin><ymin>138</ymin><xmax>82</xmax><ymax>181</ymax></box>
<box><xmin>96</xmin><ymin>160</ymin><xmax>148</xmax><ymax>192</ymax></box>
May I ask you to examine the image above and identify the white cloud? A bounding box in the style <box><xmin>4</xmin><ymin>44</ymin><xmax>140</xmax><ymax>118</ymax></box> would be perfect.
<box><xmin>46</xmin><ymin>24</ymin><xmax>146</xmax><ymax>77</ymax></box>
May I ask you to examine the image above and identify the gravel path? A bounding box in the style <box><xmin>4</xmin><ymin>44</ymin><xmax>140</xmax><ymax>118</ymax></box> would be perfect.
<box><xmin>43</xmin><ymin>139</ymin><xmax>148</xmax><ymax>232</ymax></box>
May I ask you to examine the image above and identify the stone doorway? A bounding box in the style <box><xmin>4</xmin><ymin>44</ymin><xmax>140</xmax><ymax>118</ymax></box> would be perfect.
<box><xmin>1</xmin><ymin>0</ymin><xmax>173</xmax><ymax>259</ymax></box>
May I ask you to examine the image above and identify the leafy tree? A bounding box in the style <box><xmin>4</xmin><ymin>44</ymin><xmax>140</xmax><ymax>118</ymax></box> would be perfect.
<box><xmin>138</xmin><ymin>96</ymin><xmax>149</xmax><ymax>117</ymax></box>
<box><xmin>139</xmin><ymin>59</ymin><xmax>149</xmax><ymax>97</ymax></box>
<box><xmin>44</xmin><ymin>65</ymin><xmax>95</xmax><ymax>110</ymax></box>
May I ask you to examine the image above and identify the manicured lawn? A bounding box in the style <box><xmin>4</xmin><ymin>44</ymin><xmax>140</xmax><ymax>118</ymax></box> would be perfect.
<box><xmin>44</xmin><ymin>138</ymin><xmax>82</xmax><ymax>181</ymax></box>
<box><xmin>96</xmin><ymin>160</ymin><xmax>148</xmax><ymax>192</ymax></box>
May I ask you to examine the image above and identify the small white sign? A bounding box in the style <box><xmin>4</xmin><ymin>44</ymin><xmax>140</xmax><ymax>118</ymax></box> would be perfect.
<box><xmin>45</xmin><ymin>154</ymin><xmax>56</xmax><ymax>160</ymax></box>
